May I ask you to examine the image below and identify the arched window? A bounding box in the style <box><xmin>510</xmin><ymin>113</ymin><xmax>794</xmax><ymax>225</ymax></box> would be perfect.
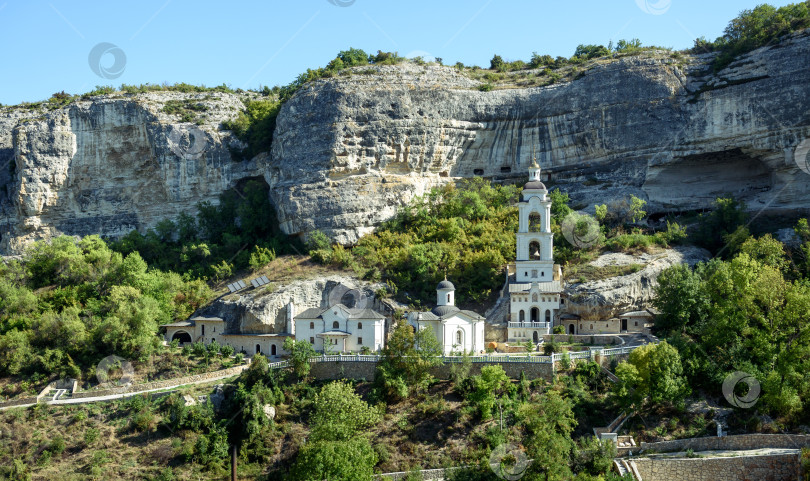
<box><xmin>545</xmin><ymin>310</ymin><xmax>551</xmax><ymax>323</ymax></box>
<box><xmin>519</xmin><ymin>310</ymin><xmax>525</xmax><ymax>322</ymax></box>
<box><xmin>456</xmin><ymin>330</ymin><xmax>463</xmax><ymax>346</ymax></box>
<box><xmin>447</xmin><ymin>293</ymin><xmax>451</xmax><ymax>302</ymax></box>
<box><xmin>529</xmin><ymin>241</ymin><xmax>541</xmax><ymax>260</ymax></box>
<box><xmin>358</xmin><ymin>322</ymin><xmax>363</xmax><ymax>329</ymax></box>
<box><xmin>531</xmin><ymin>307</ymin><xmax>540</xmax><ymax>322</ymax></box>
<box><xmin>271</xmin><ymin>344</ymin><xmax>277</xmax><ymax>356</ymax></box>
<box><xmin>532</xmin><ymin>293</ymin><xmax>538</xmax><ymax>302</ymax></box>
<box><xmin>529</xmin><ymin>212</ymin><xmax>542</xmax><ymax>232</ymax></box>
<box><xmin>255</xmin><ymin>344</ymin><xmax>261</xmax><ymax>354</ymax></box>
<box><xmin>309</xmin><ymin>322</ymin><xmax>314</xmax><ymax>329</ymax></box>
<box><xmin>201</xmin><ymin>325</ymin><xmax>205</xmax><ymax>336</ymax></box>
<box><xmin>332</xmin><ymin>321</ymin><xmax>339</xmax><ymax>329</ymax></box>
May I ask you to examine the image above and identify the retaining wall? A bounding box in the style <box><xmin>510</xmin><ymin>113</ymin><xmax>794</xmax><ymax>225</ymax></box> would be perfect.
<box><xmin>640</xmin><ymin>434</ymin><xmax>810</xmax><ymax>453</ymax></box>
<box><xmin>632</xmin><ymin>453</ymin><xmax>801</xmax><ymax>481</ymax></box>
<box><xmin>309</xmin><ymin>359</ymin><xmax>555</xmax><ymax>382</ymax></box>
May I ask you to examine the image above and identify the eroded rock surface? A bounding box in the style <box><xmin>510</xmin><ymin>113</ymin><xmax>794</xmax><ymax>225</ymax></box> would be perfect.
<box><xmin>565</xmin><ymin>246</ymin><xmax>711</xmax><ymax>321</ymax></box>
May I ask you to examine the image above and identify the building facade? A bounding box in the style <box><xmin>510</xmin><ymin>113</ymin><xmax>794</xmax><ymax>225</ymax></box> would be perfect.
<box><xmin>294</xmin><ymin>304</ymin><xmax>386</xmax><ymax>353</ymax></box>
<box><xmin>507</xmin><ymin>161</ymin><xmax>564</xmax><ymax>343</ymax></box>
<box><xmin>162</xmin><ymin>316</ymin><xmax>292</xmax><ymax>358</ymax></box>
<box><xmin>407</xmin><ymin>279</ymin><xmax>486</xmax><ymax>355</ymax></box>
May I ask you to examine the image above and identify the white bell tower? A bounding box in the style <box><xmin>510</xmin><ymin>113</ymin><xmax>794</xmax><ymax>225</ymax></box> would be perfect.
<box><xmin>515</xmin><ymin>160</ymin><xmax>554</xmax><ymax>282</ymax></box>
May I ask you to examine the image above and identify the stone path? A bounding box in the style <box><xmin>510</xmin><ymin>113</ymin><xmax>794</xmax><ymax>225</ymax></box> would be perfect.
<box><xmin>0</xmin><ymin>369</ymin><xmax>244</xmax><ymax>411</ymax></box>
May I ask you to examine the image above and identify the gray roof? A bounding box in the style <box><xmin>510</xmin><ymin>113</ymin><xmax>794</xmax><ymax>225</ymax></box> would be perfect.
<box><xmin>221</xmin><ymin>332</ymin><xmax>293</xmax><ymax>337</ymax></box>
<box><xmin>619</xmin><ymin>310</ymin><xmax>654</xmax><ymax>318</ymax></box>
<box><xmin>295</xmin><ymin>304</ymin><xmax>384</xmax><ymax>321</ymax></box>
<box><xmin>415</xmin><ymin>306</ymin><xmax>484</xmax><ymax>321</ymax></box>
<box><xmin>524</xmin><ymin>181</ymin><xmax>547</xmax><ymax>191</ymax></box>
<box><xmin>190</xmin><ymin>316</ymin><xmax>224</xmax><ymax>322</ymax></box>
<box><xmin>431</xmin><ymin>305</ymin><xmax>460</xmax><ymax>317</ymax></box>
<box><xmin>437</xmin><ymin>279</ymin><xmax>455</xmax><ymax>290</ymax></box>
<box><xmin>162</xmin><ymin>320</ymin><xmax>194</xmax><ymax>328</ymax></box>
<box><xmin>509</xmin><ymin>281</ymin><xmax>562</xmax><ymax>293</ymax></box>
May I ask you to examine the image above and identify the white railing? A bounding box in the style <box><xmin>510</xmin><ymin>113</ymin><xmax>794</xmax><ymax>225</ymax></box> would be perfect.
<box><xmin>508</xmin><ymin>322</ymin><xmax>551</xmax><ymax>329</ymax></box>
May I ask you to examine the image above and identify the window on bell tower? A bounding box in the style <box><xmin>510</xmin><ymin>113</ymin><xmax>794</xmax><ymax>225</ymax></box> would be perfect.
<box><xmin>529</xmin><ymin>212</ymin><xmax>542</xmax><ymax>232</ymax></box>
<box><xmin>529</xmin><ymin>241</ymin><xmax>541</xmax><ymax>260</ymax></box>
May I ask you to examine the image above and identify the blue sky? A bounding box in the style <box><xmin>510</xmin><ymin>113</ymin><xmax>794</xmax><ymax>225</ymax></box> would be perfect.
<box><xmin>0</xmin><ymin>0</ymin><xmax>799</xmax><ymax>105</ymax></box>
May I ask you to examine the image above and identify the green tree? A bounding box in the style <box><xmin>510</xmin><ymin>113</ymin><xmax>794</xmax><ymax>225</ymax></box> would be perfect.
<box><xmin>517</xmin><ymin>389</ymin><xmax>577</xmax><ymax>480</ymax></box>
<box><xmin>612</xmin><ymin>341</ymin><xmax>690</xmax><ymax>411</ymax></box>
<box><xmin>309</xmin><ymin>381</ymin><xmax>382</xmax><ymax>442</ymax></box>
<box><xmin>288</xmin><ymin>438</ymin><xmax>378</xmax><ymax>481</ymax></box>
<box><xmin>283</xmin><ymin>338</ymin><xmax>316</xmax><ymax>380</ymax></box>
<box><xmin>377</xmin><ymin>322</ymin><xmax>442</xmax><ymax>400</ymax></box>
<box><xmin>468</xmin><ymin>365</ymin><xmax>513</xmax><ymax>420</ymax></box>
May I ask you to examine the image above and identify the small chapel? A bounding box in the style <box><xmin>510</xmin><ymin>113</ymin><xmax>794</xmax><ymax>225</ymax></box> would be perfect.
<box><xmin>406</xmin><ymin>278</ymin><xmax>486</xmax><ymax>355</ymax></box>
<box><xmin>507</xmin><ymin>160</ymin><xmax>564</xmax><ymax>343</ymax></box>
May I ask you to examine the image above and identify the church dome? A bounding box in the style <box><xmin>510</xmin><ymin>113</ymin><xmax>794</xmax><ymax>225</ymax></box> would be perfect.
<box><xmin>431</xmin><ymin>305</ymin><xmax>460</xmax><ymax>317</ymax></box>
<box><xmin>524</xmin><ymin>180</ymin><xmax>547</xmax><ymax>191</ymax></box>
<box><xmin>437</xmin><ymin>279</ymin><xmax>455</xmax><ymax>290</ymax></box>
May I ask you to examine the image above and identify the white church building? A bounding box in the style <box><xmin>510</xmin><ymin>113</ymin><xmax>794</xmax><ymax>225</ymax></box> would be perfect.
<box><xmin>407</xmin><ymin>278</ymin><xmax>486</xmax><ymax>355</ymax></box>
<box><xmin>508</xmin><ymin>160</ymin><xmax>564</xmax><ymax>343</ymax></box>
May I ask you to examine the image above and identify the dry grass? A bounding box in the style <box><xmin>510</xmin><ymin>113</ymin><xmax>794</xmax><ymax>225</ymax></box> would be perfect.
<box><xmin>212</xmin><ymin>255</ymin><xmax>354</xmax><ymax>297</ymax></box>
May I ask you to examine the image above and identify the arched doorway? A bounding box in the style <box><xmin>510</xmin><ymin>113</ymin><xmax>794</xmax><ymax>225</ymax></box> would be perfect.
<box><xmin>171</xmin><ymin>331</ymin><xmax>192</xmax><ymax>344</ymax></box>
<box><xmin>545</xmin><ymin>310</ymin><xmax>551</xmax><ymax>323</ymax></box>
<box><xmin>271</xmin><ymin>344</ymin><xmax>277</xmax><ymax>356</ymax></box>
<box><xmin>519</xmin><ymin>310</ymin><xmax>525</xmax><ymax>322</ymax></box>
<box><xmin>532</xmin><ymin>331</ymin><xmax>538</xmax><ymax>342</ymax></box>
<box><xmin>531</xmin><ymin>307</ymin><xmax>539</xmax><ymax>323</ymax></box>
<box><xmin>255</xmin><ymin>344</ymin><xmax>261</xmax><ymax>355</ymax></box>
<box><xmin>569</xmin><ymin>324</ymin><xmax>575</xmax><ymax>335</ymax></box>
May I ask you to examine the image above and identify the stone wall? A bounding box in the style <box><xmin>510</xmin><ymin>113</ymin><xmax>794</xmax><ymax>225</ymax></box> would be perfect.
<box><xmin>632</xmin><ymin>453</ymin><xmax>800</xmax><ymax>481</ymax></box>
<box><xmin>309</xmin><ymin>359</ymin><xmax>554</xmax><ymax>382</ymax></box>
<box><xmin>640</xmin><ymin>434</ymin><xmax>810</xmax><ymax>453</ymax></box>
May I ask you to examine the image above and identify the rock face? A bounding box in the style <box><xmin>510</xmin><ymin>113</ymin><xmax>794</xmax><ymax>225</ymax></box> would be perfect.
<box><xmin>565</xmin><ymin>246</ymin><xmax>711</xmax><ymax>321</ymax></box>
<box><xmin>2</xmin><ymin>31</ymin><xmax>810</xmax><ymax>252</ymax></box>
<box><xmin>200</xmin><ymin>275</ymin><xmax>386</xmax><ymax>334</ymax></box>
<box><xmin>0</xmin><ymin>92</ymin><xmax>262</xmax><ymax>253</ymax></box>
<box><xmin>269</xmin><ymin>31</ymin><xmax>810</xmax><ymax>243</ymax></box>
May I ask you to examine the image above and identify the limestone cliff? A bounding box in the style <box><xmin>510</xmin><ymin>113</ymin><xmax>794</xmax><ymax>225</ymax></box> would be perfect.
<box><xmin>269</xmin><ymin>31</ymin><xmax>810</xmax><ymax>243</ymax></box>
<box><xmin>0</xmin><ymin>92</ymin><xmax>261</xmax><ymax>252</ymax></box>
<box><xmin>2</xmin><ymin>30</ymin><xmax>810</xmax><ymax>253</ymax></box>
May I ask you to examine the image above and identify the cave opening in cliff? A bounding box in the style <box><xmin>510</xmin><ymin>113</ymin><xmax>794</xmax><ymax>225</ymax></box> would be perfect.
<box><xmin>643</xmin><ymin>148</ymin><xmax>772</xmax><ymax>210</ymax></box>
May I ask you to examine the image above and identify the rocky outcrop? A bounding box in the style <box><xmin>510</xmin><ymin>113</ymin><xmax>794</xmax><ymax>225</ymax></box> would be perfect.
<box><xmin>200</xmin><ymin>275</ymin><xmax>386</xmax><ymax>334</ymax></box>
<box><xmin>269</xmin><ymin>31</ymin><xmax>810</xmax><ymax>243</ymax></box>
<box><xmin>0</xmin><ymin>92</ymin><xmax>261</xmax><ymax>253</ymax></box>
<box><xmin>2</xmin><ymin>30</ymin><xmax>810</xmax><ymax>252</ymax></box>
<box><xmin>565</xmin><ymin>246</ymin><xmax>711</xmax><ymax>320</ymax></box>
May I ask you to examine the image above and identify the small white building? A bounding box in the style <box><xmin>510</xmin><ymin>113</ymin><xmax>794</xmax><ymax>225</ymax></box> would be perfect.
<box><xmin>407</xmin><ymin>279</ymin><xmax>486</xmax><ymax>355</ymax></box>
<box><xmin>294</xmin><ymin>304</ymin><xmax>386</xmax><ymax>353</ymax></box>
<box><xmin>162</xmin><ymin>316</ymin><xmax>292</xmax><ymax>358</ymax></box>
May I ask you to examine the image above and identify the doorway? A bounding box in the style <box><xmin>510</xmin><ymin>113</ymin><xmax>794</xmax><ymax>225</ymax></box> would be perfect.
<box><xmin>621</xmin><ymin>319</ymin><xmax>628</xmax><ymax>331</ymax></box>
<box><xmin>569</xmin><ymin>324</ymin><xmax>575</xmax><ymax>335</ymax></box>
